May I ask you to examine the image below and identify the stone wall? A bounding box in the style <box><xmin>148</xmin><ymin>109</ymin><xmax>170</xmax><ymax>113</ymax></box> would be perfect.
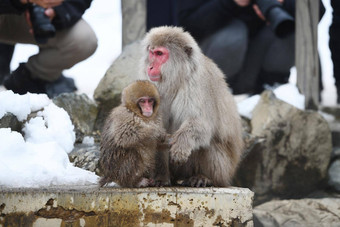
<box><xmin>0</xmin><ymin>186</ymin><xmax>254</xmax><ymax>227</ymax></box>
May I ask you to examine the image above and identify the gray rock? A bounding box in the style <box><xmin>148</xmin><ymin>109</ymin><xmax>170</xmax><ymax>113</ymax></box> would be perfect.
<box><xmin>0</xmin><ymin>113</ymin><xmax>22</xmax><ymax>132</ymax></box>
<box><xmin>53</xmin><ymin>93</ymin><xmax>98</xmax><ymax>143</ymax></box>
<box><xmin>254</xmin><ymin>198</ymin><xmax>340</xmax><ymax>227</ymax></box>
<box><xmin>69</xmin><ymin>143</ymin><xmax>101</xmax><ymax>175</ymax></box>
<box><xmin>328</xmin><ymin>159</ymin><xmax>340</xmax><ymax>192</ymax></box>
<box><xmin>121</xmin><ymin>0</ymin><xmax>146</xmax><ymax>48</ymax></box>
<box><xmin>93</xmin><ymin>41</ymin><xmax>141</xmax><ymax>130</ymax></box>
<box><xmin>333</xmin><ymin>147</ymin><xmax>340</xmax><ymax>158</ymax></box>
<box><xmin>235</xmin><ymin>91</ymin><xmax>332</xmax><ymax>204</ymax></box>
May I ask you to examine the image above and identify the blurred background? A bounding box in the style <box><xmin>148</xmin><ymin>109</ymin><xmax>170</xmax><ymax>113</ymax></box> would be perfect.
<box><xmin>3</xmin><ymin>0</ymin><xmax>336</xmax><ymax>105</ymax></box>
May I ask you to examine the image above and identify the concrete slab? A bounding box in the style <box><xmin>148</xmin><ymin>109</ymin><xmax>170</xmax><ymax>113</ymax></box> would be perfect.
<box><xmin>0</xmin><ymin>185</ymin><xmax>254</xmax><ymax>227</ymax></box>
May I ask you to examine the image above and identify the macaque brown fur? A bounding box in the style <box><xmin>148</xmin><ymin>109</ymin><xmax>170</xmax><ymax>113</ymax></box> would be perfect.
<box><xmin>99</xmin><ymin>80</ymin><xmax>170</xmax><ymax>187</ymax></box>
<box><xmin>139</xmin><ymin>26</ymin><xmax>244</xmax><ymax>187</ymax></box>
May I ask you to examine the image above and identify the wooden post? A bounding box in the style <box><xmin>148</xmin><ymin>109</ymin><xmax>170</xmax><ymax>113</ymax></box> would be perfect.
<box><xmin>121</xmin><ymin>0</ymin><xmax>147</xmax><ymax>48</ymax></box>
<box><xmin>296</xmin><ymin>0</ymin><xmax>319</xmax><ymax>110</ymax></box>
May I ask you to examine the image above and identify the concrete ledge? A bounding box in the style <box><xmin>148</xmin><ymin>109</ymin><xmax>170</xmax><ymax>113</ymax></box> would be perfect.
<box><xmin>0</xmin><ymin>186</ymin><xmax>254</xmax><ymax>227</ymax></box>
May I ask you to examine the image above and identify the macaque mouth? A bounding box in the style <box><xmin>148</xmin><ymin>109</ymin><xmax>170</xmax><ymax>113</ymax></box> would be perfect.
<box><xmin>148</xmin><ymin>74</ymin><xmax>161</xmax><ymax>81</ymax></box>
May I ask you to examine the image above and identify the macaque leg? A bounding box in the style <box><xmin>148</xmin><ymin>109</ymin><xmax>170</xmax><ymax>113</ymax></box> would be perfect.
<box><xmin>171</xmin><ymin>147</ymin><xmax>231</xmax><ymax>187</ymax></box>
<box><xmin>154</xmin><ymin>144</ymin><xmax>171</xmax><ymax>186</ymax></box>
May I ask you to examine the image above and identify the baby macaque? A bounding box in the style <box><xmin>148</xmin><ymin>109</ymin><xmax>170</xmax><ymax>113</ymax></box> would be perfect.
<box><xmin>99</xmin><ymin>80</ymin><xmax>170</xmax><ymax>187</ymax></box>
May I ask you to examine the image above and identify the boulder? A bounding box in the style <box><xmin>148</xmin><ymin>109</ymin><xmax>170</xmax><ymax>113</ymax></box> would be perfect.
<box><xmin>93</xmin><ymin>41</ymin><xmax>141</xmax><ymax>130</ymax></box>
<box><xmin>253</xmin><ymin>198</ymin><xmax>340</xmax><ymax>227</ymax></box>
<box><xmin>0</xmin><ymin>113</ymin><xmax>22</xmax><ymax>132</ymax></box>
<box><xmin>235</xmin><ymin>91</ymin><xmax>332</xmax><ymax>204</ymax></box>
<box><xmin>53</xmin><ymin>93</ymin><xmax>98</xmax><ymax>143</ymax></box>
<box><xmin>328</xmin><ymin>159</ymin><xmax>340</xmax><ymax>192</ymax></box>
<box><xmin>69</xmin><ymin>143</ymin><xmax>101</xmax><ymax>175</ymax></box>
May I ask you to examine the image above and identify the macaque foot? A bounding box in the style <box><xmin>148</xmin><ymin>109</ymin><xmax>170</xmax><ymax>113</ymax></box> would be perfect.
<box><xmin>181</xmin><ymin>175</ymin><xmax>213</xmax><ymax>187</ymax></box>
<box><xmin>137</xmin><ymin>178</ymin><xmax>155</xmax><ymax>187</ymax></box>
<box><xmin>154</xmin><ymin>178</ymin><xmax>171</xmax><ymax>187</ymax></box>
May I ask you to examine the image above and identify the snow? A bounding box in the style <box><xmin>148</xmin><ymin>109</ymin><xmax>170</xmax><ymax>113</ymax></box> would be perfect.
<box><xmin>0</xmin><ymin>0</ymin><xmax>336</xmax><ymax>188</ymax></box>
<box><xmin>23</xmin><ymin>103</ymin><xmax>76</xmax><ymax>153</ymax></box>
<box><xmin>0</xmin><ymin>92</ymin><xmax>98</xmax><ymax>188</ymax></box>
<box><xmin>238</xmin><ymin>83</ymin><xmax>305</xmax><ymax>119</ymax></box>
<box><xmin>273</xmin><ymin>84</ymin><xmax>305</xmax><ymax>110</ymax></box>
<box><xmin>0</xmin><ymin>91</ymin><xmax>50</xmax><ymax>121</ymax></box>
<box><xmin>82</xmin><ymin>136</ymin><xmax>95</xmax><ymax>145</ymax></box>
<box><xmin>237</xmin><ymin>95</ymin><xmax>260</xmax><ymax>119</ymax></box>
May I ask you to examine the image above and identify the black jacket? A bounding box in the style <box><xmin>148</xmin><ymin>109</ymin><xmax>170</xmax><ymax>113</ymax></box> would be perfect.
<box><xmin>0</xmin><ymin>0</ymin><xmax>92</xmax><ymax>29</ymax></box>
<box><xmin>178</xmin><ymin>0</ymin><xmax>324</xmax><ymax>41</ymax></box>
<box><xmin>0</xmin><ymin>0</ymin><xmax>27</xmax><ymax>14</ymax></box>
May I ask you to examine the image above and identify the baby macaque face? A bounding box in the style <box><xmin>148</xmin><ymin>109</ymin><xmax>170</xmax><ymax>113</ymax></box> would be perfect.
<box><xmin>138</xmin><ymin>96</ymin><xmax>155</xmax><ymax>117</ymax></box>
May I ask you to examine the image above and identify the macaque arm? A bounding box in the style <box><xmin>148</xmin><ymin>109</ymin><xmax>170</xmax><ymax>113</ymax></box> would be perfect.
<box><xmin>114</xmin><ymin>117</ymin><xmax>164</xmax><ymax>148</ymax></box>
<box><xmin>170</xmin><ymin>117</ymin><xmax>212</xmax><ymax>163</ymax></box>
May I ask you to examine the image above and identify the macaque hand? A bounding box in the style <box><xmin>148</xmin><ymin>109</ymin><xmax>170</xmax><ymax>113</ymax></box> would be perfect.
<box><xmin>154</xmin><ymin>177</ymin><xmax>171</xmax><ymax>187</ymax></box>
<box><xmin>169</xmin><ymin>139</ymin><xmax>192</xmax><ymax>165</ymax></box>
<box><xmin>137</xmin><ymin>178</ymin><xmax>155</xmax><ymax>187</ymax></box>
<box><xmin>160</xmin><ymin>133</ymin><xmax>172</xmax><ymax>144</ymax></box>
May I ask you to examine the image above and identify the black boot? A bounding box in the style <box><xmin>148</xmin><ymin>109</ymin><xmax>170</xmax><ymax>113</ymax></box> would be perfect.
<box><xmin>0</xmin><ymin>44</ymin><xmax>15</xmax><ymax>84</ymax></box>
<box><xmin>45</xmin><ymin>74</ymin><xmax>77</xmax><ymax>98</ymax></box>
<box><xmin>3</xmin><ymin>63</ymin><xmax>47</xmax><ymax>95</ymax></box>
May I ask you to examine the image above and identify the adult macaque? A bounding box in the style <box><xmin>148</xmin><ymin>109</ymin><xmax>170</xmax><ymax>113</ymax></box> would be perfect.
<box><xmin>140</xmin><ymin>26</ymin><xmax>244</xmax><ymax>187</ymax></box>
<box><xmin>99</xmin><ymin>80</ymin><xmax>170</xmax><ymax>188</ymax></box>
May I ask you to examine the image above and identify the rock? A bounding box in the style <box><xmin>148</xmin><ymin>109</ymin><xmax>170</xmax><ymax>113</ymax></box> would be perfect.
<box><xmin>0</xmin><ymin>113</ymin><xmax>22</xmax><ymax>132</ymax></box>
<box><xmin>53</xmin><ymin>93</ymin><xmax>98</xmax><ymax>143</ymax></box>
<box><xmin>328</xmin><ymin>159</ymin><xmax>340</xmax><ymax>192</ymax></box>
<box><xmin>69</xmin><ymin>143</ymin><xmax>101</xmax><ymax>175</ymax></box>
<box><xmin>332</xmin><ymin>147</ymin><xmax>340</xmax><ymax>159</ymax></box>
<box><xmin>94</xmin><ymin>41</ymin><xmax>141</xmax><ymax>130</ymax></box>
<box><xmin>235</xmin><ymin>91</ymin><xmax>332</xmax><ymax>204</ymax></box>
<box><xmin>320</xmin><ymin>106</ymin><xmax>340</xmax><ymax>147</ymax></box>
<box><xmin>253</xmin><ymin>198</ymin><xmax>340</xmax><ymax>227</ymax></box>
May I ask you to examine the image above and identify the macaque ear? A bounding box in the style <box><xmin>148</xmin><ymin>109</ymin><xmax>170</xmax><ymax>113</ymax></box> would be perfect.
<box><xmin>184</xmin><ymin>46</ymin><xmax>192</xmax><ymax>57</ymax></box>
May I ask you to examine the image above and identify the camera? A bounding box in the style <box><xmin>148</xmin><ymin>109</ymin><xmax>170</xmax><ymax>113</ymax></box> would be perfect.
<box><xmin>254</xmin><ymin>0</ymin><xmax>295</xmax><ymax>38</ymax></box>
<box><xmin>28</xmin><ymin>4</ymin><xmax>56</xmax><ymax>44</ymax></box>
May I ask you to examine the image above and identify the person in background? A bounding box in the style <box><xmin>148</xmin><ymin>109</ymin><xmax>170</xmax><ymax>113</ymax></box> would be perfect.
<box><xmin>0</xmin><ymin>0</ymin><xmax>97</xmax><ymax>98</ymax></box>
<box><xmin>178</xmin><ymin>0</ymin><xmax>325</xmax><ymax>95</ymax></box>
<box><xmin>330</xmin><ymin>0</ymin><xmax>340</xmax><ymax>104</ymax></box>
<box><xmin>146</xmin><ymin>0</ymin><xmax>177</xmax><ymax>31</ymax></box>
<box><xmin>0</xmin><ymin>44</ymin><xmax>14</xmax><ymax>84</ymax></box>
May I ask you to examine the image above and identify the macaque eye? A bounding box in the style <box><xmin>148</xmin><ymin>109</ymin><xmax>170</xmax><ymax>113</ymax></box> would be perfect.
<box><xmin>156</xmin><ymin>51</ymin><xmax>163</xmax><ymax>56</ymax></box>
<box><xmin>139</xmin><ymin>99</ymin><xmax>146</xmax><ymax>104</ymax></box>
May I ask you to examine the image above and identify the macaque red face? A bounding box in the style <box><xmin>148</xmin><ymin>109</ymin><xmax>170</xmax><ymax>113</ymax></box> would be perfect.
<box><xmin>147</xmin><ymin>47</ymin><xmax>169</xmax><ymax>82</ymax></box>
<box><xmin>138</xmin><ymin>96</ymin><xmax>155</xmax><ymax>117</ymax></box>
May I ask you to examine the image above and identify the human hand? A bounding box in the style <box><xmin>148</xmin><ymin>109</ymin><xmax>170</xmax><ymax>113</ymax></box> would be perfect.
<box><xmin>233</xmin><ymin>0</ymin><xmax>251</xmax><ymax>7</ymax></box>
<box><xmin>20</xmin><ymin>0</ymin><xmax>63</xmax><ymax>8</ymax></box>
<box><xmin>252</xmin><ymin>0</ymin><xmax>284</xmax><ymax>21</ymax></box>
<box><xmin>44</xmin><ymin>7</ymin><xmax>56</xmax><ymax>20</ymax></box>
<box><xmin>253</xmin><ymin>4</ymin><xmax>266</xmax><ymax>21</ymax></box>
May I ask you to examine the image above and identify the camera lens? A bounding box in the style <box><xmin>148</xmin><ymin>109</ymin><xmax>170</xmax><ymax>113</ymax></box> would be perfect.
<box><xmin>29</xmin><ymin>4</ymin><xmax>56</xmax><ymax>44</ymax></box>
